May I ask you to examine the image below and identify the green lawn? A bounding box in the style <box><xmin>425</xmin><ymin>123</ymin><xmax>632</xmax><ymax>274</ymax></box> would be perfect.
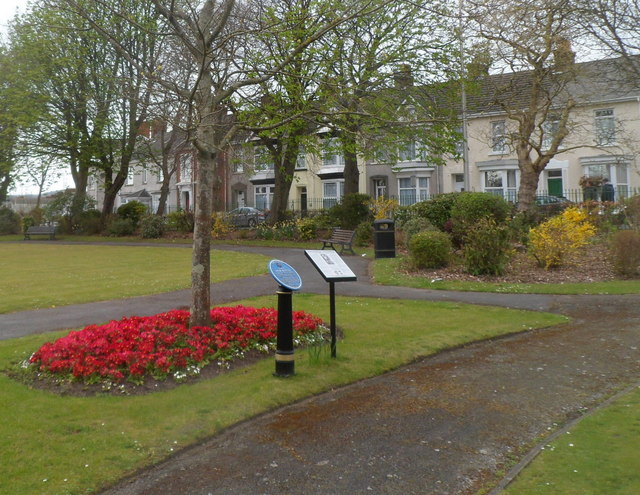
<box><xmin>0</xmin><ymin>294</ymin><xmax>565</xmax><ymax>495</ymax></box>
<box><xmin>373</xmin><ymin>256</ymin><xmax>640</xmax><ymax>295</ymax></box>
<box><xmin>502</xmin><ymin>385</ymin><xmax>640</xmax><ymax>495</ymax></box>
<box><xmin>0</xmin><ymin>244</ymin><xmax>269</xmax><ymax>313</ymax></box>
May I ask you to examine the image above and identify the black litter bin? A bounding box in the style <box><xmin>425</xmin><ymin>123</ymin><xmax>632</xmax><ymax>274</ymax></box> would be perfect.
<box><xmin>373</xmin><ymin>219</ymin><xmax>395</xmax><ymax>259</ymax></box>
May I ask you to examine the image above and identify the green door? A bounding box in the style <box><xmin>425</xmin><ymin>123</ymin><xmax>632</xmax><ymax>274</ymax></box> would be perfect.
<box><xmin>547</xmin><ymin>177</ymin><xmax>563</xmax><ymax>197</ymax></box>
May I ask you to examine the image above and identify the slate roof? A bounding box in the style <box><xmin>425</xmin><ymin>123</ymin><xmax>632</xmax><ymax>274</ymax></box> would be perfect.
<box><xmin>465</xmin><ymin>55</ymin><xmax>640</xmax><ymax>116</ymax></box>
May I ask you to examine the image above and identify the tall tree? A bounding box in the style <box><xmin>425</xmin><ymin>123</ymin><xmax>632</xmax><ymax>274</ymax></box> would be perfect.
<box><xmin>316</xmin><ymin>0</ymin><xmax>461</xmax><ymax>195</ymax></box>
<box><xmin>67</xmin><ymin>0</ymin><xmax>384</xmax><ymax>326</ymax></box>
<box><xmin>235</xmin><ymin>0</ymin><xmax>328</xmax><ymax>223</ymax></box>
<box><xmin>0</xmin><ymin>46</ymin><xmax>21</xmax><ymax>203</ymax></box>
<box><xmin>467</xmin><ymin>0</ymin><xmax>580</xmax><ymax>212</ymax></box>
<box><xmin>10</xmin><ymin>0</ymin><xmax>161</xmax><ymax>225</ymax></box>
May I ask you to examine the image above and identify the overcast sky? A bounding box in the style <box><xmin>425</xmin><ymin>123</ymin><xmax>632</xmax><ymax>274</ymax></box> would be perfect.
<box><xmin>0</xmin><ymin>0</ymin><xmax>27</xmax><ymax>36</ymax></box>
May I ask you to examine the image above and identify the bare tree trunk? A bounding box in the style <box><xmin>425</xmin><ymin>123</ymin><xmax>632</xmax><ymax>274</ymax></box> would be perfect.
<box><xmin>517</xmin><ymin>161</ymin><xmax>540</xmax><ymax>213</ymax></box>
<box><xmin>343</xmin><ymin>147</ymin><xmax>360</xmax><ymax>195</ymax></box>
<box><xmin>156</xmin><ymin>177</ymin><xmax>171</xmax><ymax>215</ymax></box>
<box><xmin>190</xmin><ymin>148</ymin><xmax>214</xmax><ymax>327</ymax></box>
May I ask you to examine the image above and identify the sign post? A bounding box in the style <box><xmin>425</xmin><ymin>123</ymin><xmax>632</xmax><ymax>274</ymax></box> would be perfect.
<box><xmin>304</xmin><ymin>250</ymin><xmax>357</xmax><ymax>357</ymax></box>
<box><xmin>268</xmin><ymin>260</ymin><xmax>302</xmax><ymax>377</ymax></box>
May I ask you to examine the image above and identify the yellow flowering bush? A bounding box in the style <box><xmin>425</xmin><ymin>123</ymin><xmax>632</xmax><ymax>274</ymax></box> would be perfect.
<box><xmin>528</xmin><ymin>207</ymin><xmax>596</xmax><ymax>269</ymax></box>
<box><xmin>211</xmin><ymin>211</ymin><xmax>233</xmax><ymax>238</ymax></box>
<box><xmin>369</xmin><ymin>196</ymin><xmax>399</xmax><ymax>220</ymax></box>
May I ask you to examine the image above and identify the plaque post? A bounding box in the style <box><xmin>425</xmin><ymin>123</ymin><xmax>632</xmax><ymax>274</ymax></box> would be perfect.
<box><xmin>268</xmin><ymin>260</ymin><xmax>302</xmax><ymax>378</ymax></box>
<box><xmin>304</xmin><ymin>250</ymin><xmax>357</xmax><ymax>359</ymax></box>
<box><xmin>275</xmin><ymin>286</ymin><xmax>295</xmax><ymax>377</ymax></box>
<box><xmin>329</xmin><ymin>281</ymin><xmax>337</xmax><ymax>358</ymax></box>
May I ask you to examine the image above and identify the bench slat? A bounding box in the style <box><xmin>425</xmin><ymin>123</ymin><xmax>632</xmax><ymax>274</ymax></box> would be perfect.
<box><xmin>319</xmin><ymin>228</ymin><xmax>356</xmax><ymax>255</ymax></box>
<box><xmin>24</xmin><ymin>226</ymin><xmax>57</xmax><ymax>240</ymax></box>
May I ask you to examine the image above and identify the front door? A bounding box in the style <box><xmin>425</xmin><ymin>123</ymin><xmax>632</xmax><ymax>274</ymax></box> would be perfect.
<box><xmin>547</xmin><ymin>170</ymin><xmax>563</xmax><ymax>197</ymax></box>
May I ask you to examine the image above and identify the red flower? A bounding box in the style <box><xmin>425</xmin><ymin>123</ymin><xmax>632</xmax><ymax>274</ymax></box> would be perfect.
<box><xmin>29</xmin><ymin>306</ymin><xmax>324</xmax><ymax>383</ymax></box>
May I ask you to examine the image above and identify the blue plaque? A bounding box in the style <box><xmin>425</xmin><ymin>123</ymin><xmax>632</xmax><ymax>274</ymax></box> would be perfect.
<box><xmin>268</xmin><ymin>259</ymin><xmax>302</xmax><ymax>291</ymax></box>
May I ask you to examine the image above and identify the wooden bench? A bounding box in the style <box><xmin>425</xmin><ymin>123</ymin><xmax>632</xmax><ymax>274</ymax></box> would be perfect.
<box><xmin>24</xmin><ymin>225</ymin><xmax>57</xmax><ymax>240</ymax></box>
<box><xmin>320</xmin><ymin>228</ymin><xmax>356</xmax><ymax>255</ymax></box>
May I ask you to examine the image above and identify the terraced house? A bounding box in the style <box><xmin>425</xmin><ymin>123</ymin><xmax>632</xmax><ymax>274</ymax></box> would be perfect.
<box><xmin>91</xmin><ymin>56</ymin><xmax>640</xmax><ymax>215</ymax></box>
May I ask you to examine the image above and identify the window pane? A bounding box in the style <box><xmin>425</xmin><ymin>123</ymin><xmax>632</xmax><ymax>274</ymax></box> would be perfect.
<box><xmin>324</xmin><ymin>182</ymin><xmax>337</xmax><ymax>198</ymax></box>
<box><xmin>595</xmin><ymin>109</ymin><xmax>615</xmax><ymax>145</ymax></box>
<box><xmin>399</xmin><ymin>178</ymin><xmax>411</xmax><ymax>188</ymax></box>
<box><xmin>485</xmin><ymin>171</ymin><xmax>503</xmax><ymax>188</ymax></box>
<box><xmin>491</xmin><ymin>121</ymin><xmax>506</xmax><ymax>152</ymax></box>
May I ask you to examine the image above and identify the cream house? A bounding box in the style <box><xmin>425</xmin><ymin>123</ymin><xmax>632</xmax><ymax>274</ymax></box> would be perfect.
<box><xmin>431</xmin><ymin>56</ymin><xmax>640</xmax><ymax>203</ymax></box>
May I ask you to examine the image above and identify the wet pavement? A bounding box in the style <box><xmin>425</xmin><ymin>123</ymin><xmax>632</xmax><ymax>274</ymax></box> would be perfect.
<box><xmin>2</xmin><ymin>243</ymin><xmax>639</xmax><ymax>494</ymax></box>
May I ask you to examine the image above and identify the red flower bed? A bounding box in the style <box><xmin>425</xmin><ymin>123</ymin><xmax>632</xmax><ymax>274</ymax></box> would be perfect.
<box><xmin>29</xmin><ymin>306</ymin><xmax>324</xmax><ymax>383</ymax></box>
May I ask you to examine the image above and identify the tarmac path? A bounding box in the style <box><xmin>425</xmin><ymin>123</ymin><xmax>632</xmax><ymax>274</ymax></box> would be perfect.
<box><xmin>1</xmin><ymin>243</ymin><xmax>639</xmax><ymax>494</ymax></box>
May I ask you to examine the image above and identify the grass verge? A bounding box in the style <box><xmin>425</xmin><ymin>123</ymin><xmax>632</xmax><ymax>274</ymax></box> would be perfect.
<box><xmin>0</xmin><ymin>294</ymin><xmax>565</xmax><ymax>495</ymax></box>
<box><xmin>0</xmin><ymin>244</ymin><xmax>268</xmax><ymax>313</ymax></box>
<box><xmin>502</xmin><ymin>384</ymin><xmax>640</xmax><ymax>495</ymax></box>
<box><xmin>373</xmin><ymin>257</ymin><xmax>640</xmax><ymax>295</ymax></box>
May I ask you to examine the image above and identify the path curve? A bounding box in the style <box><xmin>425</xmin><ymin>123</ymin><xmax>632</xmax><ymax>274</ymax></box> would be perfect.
<box><xmin>2</xmin><ymin>244</ymin><xmax>638</xmax><ymax>494</ymax></box>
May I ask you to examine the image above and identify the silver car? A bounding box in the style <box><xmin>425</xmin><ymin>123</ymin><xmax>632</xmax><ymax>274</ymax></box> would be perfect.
<box><xmin>227</xmin><ymin>207</ymin><xmax>266</xmax><ymax>227</ymax></box>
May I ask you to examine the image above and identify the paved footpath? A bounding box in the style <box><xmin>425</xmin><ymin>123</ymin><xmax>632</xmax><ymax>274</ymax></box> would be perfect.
<box><xmin>2</xmin><ymin>244</ymin><xmax>639</xmax><ymax>494</ymax></box>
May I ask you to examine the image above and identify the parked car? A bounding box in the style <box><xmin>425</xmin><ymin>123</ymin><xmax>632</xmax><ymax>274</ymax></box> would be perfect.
<box><xmin>534</xmin><ymin>195</ymin><xmax>573</xmax><ymax>207</ymax></box>
<box><xmin>227</xmin><ymin>207</ymin><xmax>266</xmax><ymax>227</ymax></box>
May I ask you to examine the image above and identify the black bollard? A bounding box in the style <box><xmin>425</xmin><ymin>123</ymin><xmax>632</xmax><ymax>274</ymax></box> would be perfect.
<box><xmin>274</xmin><ymin>286</ymin><xmax>295</xmax><ymax>377</ymax></box>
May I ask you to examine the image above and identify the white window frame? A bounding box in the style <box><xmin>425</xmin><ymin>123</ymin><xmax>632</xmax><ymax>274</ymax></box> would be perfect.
<box><xmin>321</xmin><ymin>138</ymin><xmax>345</xmax><ymax>167</ymax></box>
<box><xmin>595</xmin><ymin>108</ymin><xmax>615</xmax><ymax>146</ymax></box>
<box><xmin>584</xmin><ymin>161</ymin><xmax>629</xmax><ymax>198</ymax></box>
<box><xmin>322</xmin><ymin>180</ymin><xmax>344</xmax><ymax>208</ymax></box>
<box><xmin>398</xmin><ymin>176</ymin><xmax>429</xmax><ymax>206</ymax></box>
<box><xmin>126</xmin><ymin>169</ymin><xmax>134</xmax><ymax>186</ymax></box>
<box><xmin>156</xmin><ymin>166</ymin><xmax>164</xmax><ymax>183</ymax></box>
<box><xmin>491</xmin><ymin>120</ymin><xmax>507</xmax><ymax>154</ymax></box>
<box><xmin>373</xmin><ymin>178</ymin><xmax>387</xmax><ymax>199</ymax></box>
<box><xmin>541</xmin><ymin>117</ymin><xmax>560</xmax><ymax>150</ymax></box>
<box><xmin>295</xmin><ymin>146</ymin><xmax>307</xmax><ymax>170</ymax></box>
<box><xmin>483</xmin><ymin>169</ymin><xmax>518</xmax><ymax>201</ymax></box>
<box><xmin>180</xmin><ymin>154</ymin><xmax>193</xmax><ymax>182</ymax></box>
<box><xmin>255</xmin><ymin>185</ymin><xmax>274</xmax><ymax>210</ymax></box>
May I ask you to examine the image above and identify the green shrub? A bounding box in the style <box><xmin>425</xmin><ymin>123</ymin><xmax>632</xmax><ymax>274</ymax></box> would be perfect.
<box><xmin>0</xmin><ymin>207</ymin><xmax>21</xmax><ymax>234</ymax></box>
<box><xmin>450</xmin><ymin>192</ymin><xmax>512</xmax><ymax>245</ymax></box>
<box><xmin>622</xmin><ymin>195</ymin><xmax>640</xmax><ymax>230</ymax></box>
<box><xmin>399</xmin><ymin>217</ymin><xmax>436</xmax><ymax>247</ymax></box>
<box><xmin>116</xmin><ymin>201</ymin><xmax>148</xmax><ymax>227</ymax></box>
<box><xmin>610</xmin><ymin>230</ymin><xmax>640</xmax><ymax>277</ymax></box>
<box><xmin>328</xmin><ymin>193</ymin><xmax>373</xmax><ymax>229</ymax></box>
<box><xmin>43</xmin><ymin>189</ymin><xmax>96</xmax><ymax>225</ymax></box>
<box><xmin>408</xmin><ymin>230</ymin><xmax>452</xmax><ymax>269</ymax></box>
<box><xmin>140</xmin><ymin>215</ymin><xmax>166</xmax><ymax>239</ymax></box>
<box><xmin>108</xmin><ymin>217</ymin><xmax>136</xmax><ymax>237</ymax></box>
<box><xmin>76</xmin><ymin>209</ymin><xmax>103</xmax><ymax>234</ymax></box>
<box><xmin>463</xmin><ymin>218</ymin><xmax>513</xmax><ymax>275</ymax></box>
<box><xmin>308</xmin><ymin>211</ymin><xmax>333</xmax><ymax>230</ymax></box>
<box><xmin>27</xmin><ymin>207</ymin><xmax>45</xmax><ymax>226</ymax></box>
<box><xmin>354</xmin><ymin>221</ymin><xmax>373</xmax><ymax>246</ymax></box>
<box><xmin>393</xmin><ymin>205</ymin><xmax>413</xmax><ymax>227</ymax></box>
<box><xmin>296</xmin><ymin>217</ymin><xmax>317</xmax><ymax>241</ymax></box>
<box><xmin>411</xmin><ymin>193</ymin><xmax>460</xmax><ymax>231</ymax></box>
<box><xmin>256</xmin><ymin>220</ymin><xmax>298</xmax><ymax>241</ymax></box>
<box><xmin>166</xmin><ymin>210</ymin><xmax>194</xmax><ymax>233</ymax></box>
<box><xmin>21</xmin><ymin>215</ymin><xmax>36</xmax><ymax>233</ymax></box>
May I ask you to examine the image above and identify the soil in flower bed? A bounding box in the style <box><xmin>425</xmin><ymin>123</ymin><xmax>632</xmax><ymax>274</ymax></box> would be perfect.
<box><xmin>11</xmin><ymin>306</ymin><xmax>328</xmax><ymax>397</ymax></box>
<box><xmin>9</xmin><ymin>348</ymin><xmax>270</xmax><ymax>397</ymax></box>
<box><xmin>402</xmin><ymin>242</ymin><xmax>619</xmax><ymax>285</ymax></box>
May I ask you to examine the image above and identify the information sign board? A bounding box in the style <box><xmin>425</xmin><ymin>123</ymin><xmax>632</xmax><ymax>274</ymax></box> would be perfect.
<box><xmin>304</xmin><ymin>250</ymin><xmax>357</xmax><ymax>282</ymax></box>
